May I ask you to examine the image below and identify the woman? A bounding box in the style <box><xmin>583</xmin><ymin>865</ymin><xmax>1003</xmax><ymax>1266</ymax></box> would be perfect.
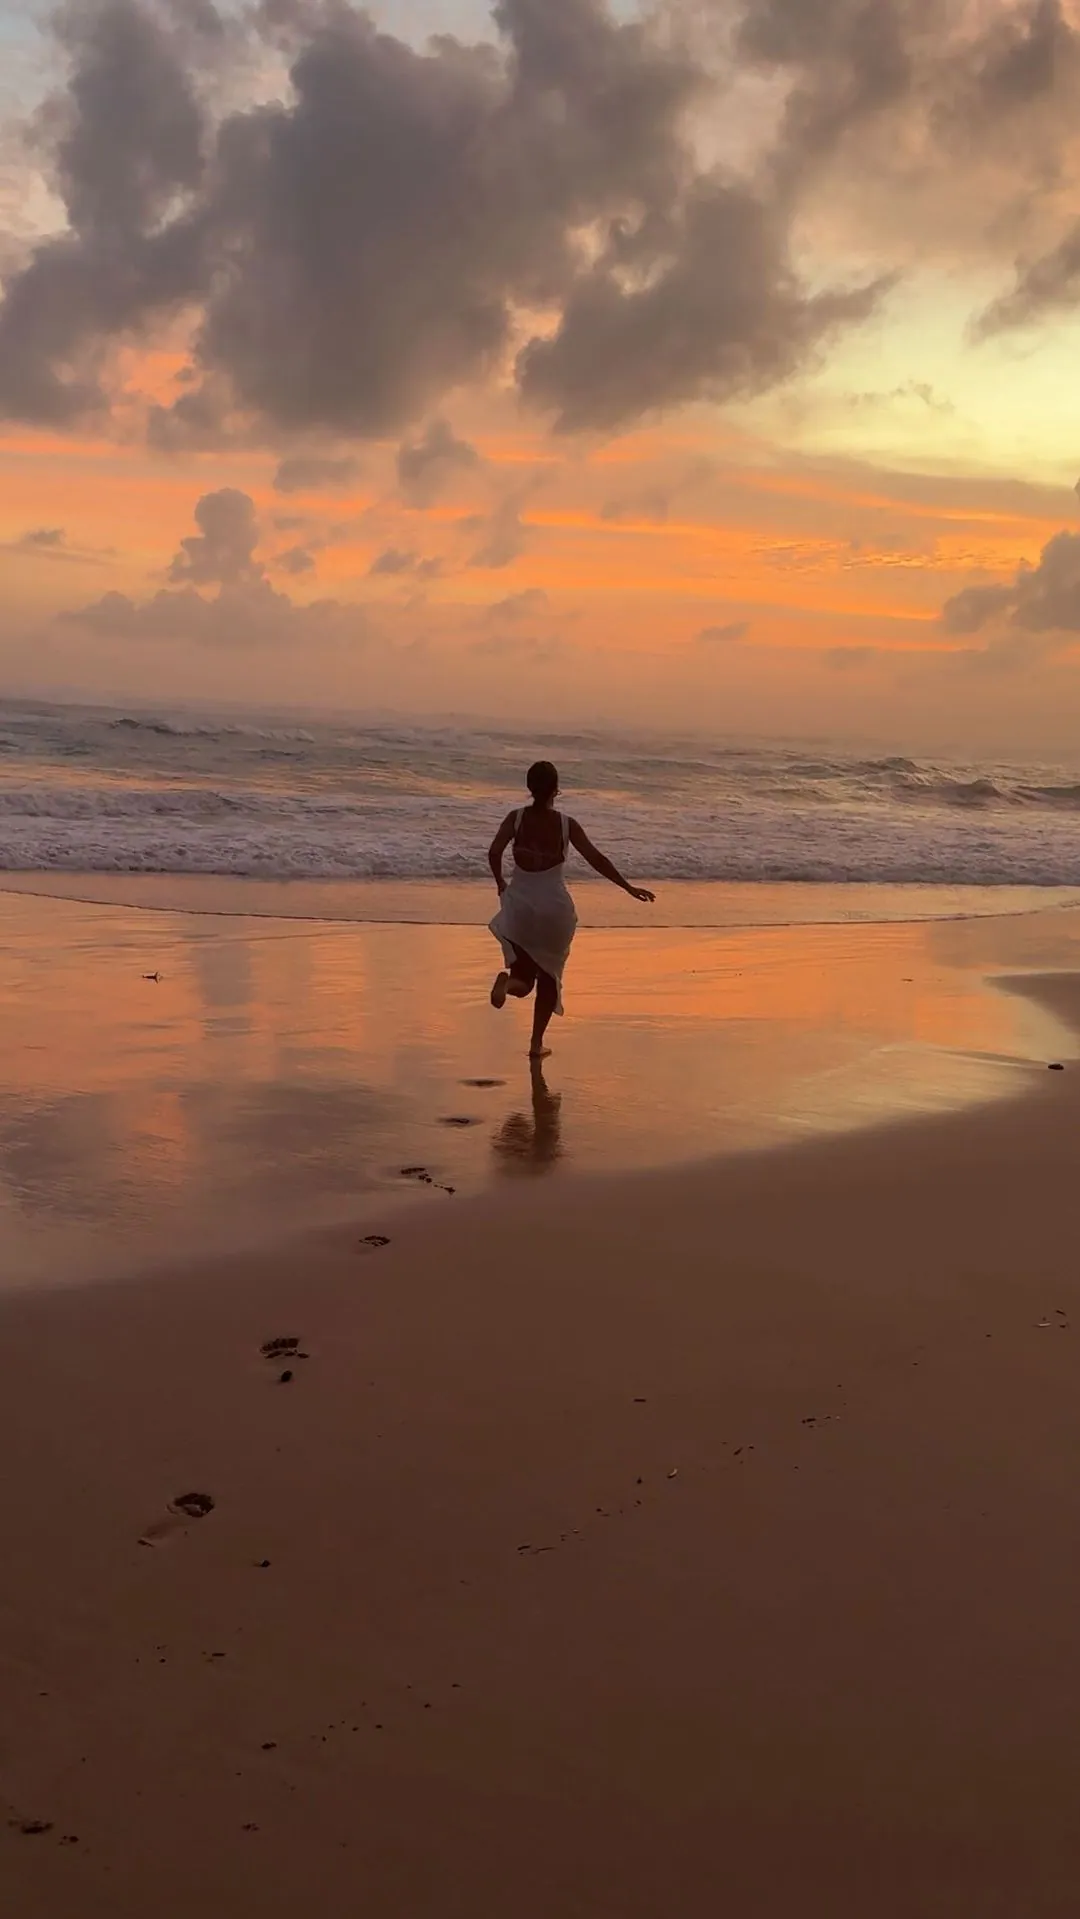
<box><xmin>488</xmin><ymin>760</ymin><xmax>655</xmax><ymax>1059</ymax></box>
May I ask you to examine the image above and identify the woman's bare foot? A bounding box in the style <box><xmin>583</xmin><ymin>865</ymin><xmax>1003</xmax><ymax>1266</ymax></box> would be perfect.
<box><xmin>490</xmin><ymin>970</ymin><xmax>510</xmax><ymax>1008</ymax></box>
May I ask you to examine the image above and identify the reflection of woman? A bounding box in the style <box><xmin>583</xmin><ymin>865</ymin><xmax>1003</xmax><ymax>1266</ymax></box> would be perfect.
<box><xmin>488</xmin><ymin>760</ymin><xmax>655</xmax><ymax>1059</ymax></box>
<box><xmin>493</xmin><ymin>1062</ymin><xmax>564</xmax><ymax>1175</ymax></box>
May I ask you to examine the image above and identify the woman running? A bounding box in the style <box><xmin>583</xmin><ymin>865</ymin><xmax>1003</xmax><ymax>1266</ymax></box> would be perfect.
<box><xmin>488</xmin><ymin>760</ymin><xmax>655</xmax><ymax>1059</ymax></box>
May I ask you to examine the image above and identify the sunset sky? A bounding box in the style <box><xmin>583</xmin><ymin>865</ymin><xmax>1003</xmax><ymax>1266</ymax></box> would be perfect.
<box><xmin>2</xmin><ymin>0</ymin><xmax>1080</xmax><ymax>750</ymax></box>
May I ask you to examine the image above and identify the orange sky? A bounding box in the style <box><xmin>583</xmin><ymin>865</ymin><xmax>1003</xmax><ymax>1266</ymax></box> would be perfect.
<box><xmin>3</xmin><ymin>0</ymin><xmax>1080</xmax><ymax>753</ymax></box>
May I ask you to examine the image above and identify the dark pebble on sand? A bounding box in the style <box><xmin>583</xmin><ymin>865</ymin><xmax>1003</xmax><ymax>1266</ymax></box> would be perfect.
<box><xmin>256</xmin><ymin>1559</ymin><xmax>271</xmax><ymax>1569</ymax></box>
<box><xmin>173</xmin><ymin>1492</ymin><xmax>214</xmax><ymax>1519</ymax></box>
<box><xmin>1049</xmin><ymin>1063</ymin><xmax>1066</xmax><ymax>1071</ymax></box>
<box><xmin>439</xmin><ymin>1116</ymin><xmax>479</xmax><ymax>1128</ymax></box>
<box><xmin>15</xmin><ymin>1822</ymin><xmax>53</xmax><ymax>1837</ymax></box>
<box><xmin>462</xmin><ymin>1078</ymin><xmax>505</xmax><ymax>1089</ymax></box>
<box><xmin>360</xmin><ymin>1235</ymin><xmax>391</xmax><ymax>1249</ymax></box>
<box><xmin>261</xmin><ymin>1742</ymin><xmax>277</xmax><ymax>1752</ymax></box>
<box><xmin>279</xmin><ymin>1370</ymin><xmax>294</xmax><ymax>1385</ymax></box>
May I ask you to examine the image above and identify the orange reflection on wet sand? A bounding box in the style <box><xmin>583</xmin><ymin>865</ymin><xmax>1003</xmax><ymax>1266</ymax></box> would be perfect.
<box><xmin>0</xmin><ymin>892</ymin><xmax>1073</xmax><ymax>1289</ymax></box>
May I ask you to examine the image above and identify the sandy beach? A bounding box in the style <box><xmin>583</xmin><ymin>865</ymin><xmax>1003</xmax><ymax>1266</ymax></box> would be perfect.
<box><xmin>5</xmin><ymin>901</ymin><xmax>1080</xmax><ymax>1914</ymax></box>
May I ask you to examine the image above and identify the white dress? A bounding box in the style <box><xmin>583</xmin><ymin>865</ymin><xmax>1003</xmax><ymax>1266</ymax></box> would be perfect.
<box><xmin>489</xmin><ymin>809</ymin><xmax>578</xmax><ymax>1015</ymax></box>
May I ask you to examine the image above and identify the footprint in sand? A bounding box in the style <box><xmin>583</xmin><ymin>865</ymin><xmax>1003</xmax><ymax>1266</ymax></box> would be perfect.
<box><xmin>139</xmin><ymin>1491</ymin><xmax>215</xmax><ymax>1548</ymax></box>
<box><xmin>399</xmin><ymin>1166</ymin><xmax>456</xmax><ymax>1196</ymax></box>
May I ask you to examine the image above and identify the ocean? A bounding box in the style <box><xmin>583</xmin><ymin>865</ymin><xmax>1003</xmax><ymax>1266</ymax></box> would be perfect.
<box><xmin>2</xmin><ymin>699</ymin><xmax>1080</xmax><ymax>916</ymax></box>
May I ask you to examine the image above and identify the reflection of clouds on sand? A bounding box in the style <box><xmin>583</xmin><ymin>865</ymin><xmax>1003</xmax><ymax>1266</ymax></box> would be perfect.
<box><xmin>0</xmin><ymin>1091</ymin><xmax>116</xmax><ymax>1221</ymax></box>
<box><xmin>492</xmin><ymin>1065</ymin><xmax>564</xmax><ymax>1177</ymax></box>
<box><xmin>1</xmin><ymin>891</ymin><xmax>1075</xmax><ymax>1288</ymax></box>
<box><xmin>187</xmin><ymin>931</ymin><xmax>253</xmax><ymax>1040</ymax></box>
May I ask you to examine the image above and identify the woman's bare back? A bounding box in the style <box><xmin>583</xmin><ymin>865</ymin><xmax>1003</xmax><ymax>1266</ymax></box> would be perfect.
<box><xmin>512</xmin><ymin>805</ymin><xmax>567</xmax><ymax>873</ymax></box>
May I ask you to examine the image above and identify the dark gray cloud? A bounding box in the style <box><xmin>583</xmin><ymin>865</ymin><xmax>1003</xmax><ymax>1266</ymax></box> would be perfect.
<box><xmin>397</xmin><ymin>422</ymin><xmax>482</xmax><ymax>504</ymax></box>
<box><xmin>974</xmin><ymin>220</ymin><xmax>1080</xmax><ymax>338</ymax></box>
<box><xmin>5</xmin><ymin>0</ymin><xmax>1078</xmax><ymax>444</ymax></box>
<box><xmin>942</xmin><ymin>529</ymin><xmax>1080</xmax><ymax>638</ymax></box>
<box><xmin>737</xmin><ymin>0</ymin><xmax>917</xmax><ymax>171</ymax></box>
<box><xmin>168</xmin><ymin>487</ymin><xmax>262</xmax><ymax>585</ymax></box>
<box><xmin>0</xmin><ymin>0</ymin><xmax>216</xmax><ymax>423</ymax></box>
<box><xmin>0</xmin><ymin>0</ymin><xmax>892</xmax><ymax>444</ymax></box>
<box><xmin>273</xmin><ymin>453</ymin><xmax>362</xmax><ymax>494</ymax></box>
<box><xmin>519</xmin><ymin>179</ymin><xmax>889</xmax><ymax>430</ymax></box>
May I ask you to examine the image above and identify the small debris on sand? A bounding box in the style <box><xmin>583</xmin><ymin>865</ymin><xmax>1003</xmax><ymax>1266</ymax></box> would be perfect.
<box><xmin>279</xmin><ymin>1369</ymin><xmax>294</xmax><ymax>1385</ymax></box>
<box><xmin>359</xmin><ymin>1235</ymin><xmax>391</xmax><ymax>1250</ymax></box>
<box><xmin>172</xmin><ymin>1493</ymin><xmax>214</xmax><ymax>1519</ymax></box>
<box><xmin>261</xmin><ymin>1337</ymin><xmax>300</xmax><ymax>1359</ymax></box>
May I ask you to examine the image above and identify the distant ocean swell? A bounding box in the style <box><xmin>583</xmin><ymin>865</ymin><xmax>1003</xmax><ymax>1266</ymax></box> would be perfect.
<box><xmin>1</xmin><ymin>704</ymin><xmax>1079</xmax><ymax>888</ymax></box>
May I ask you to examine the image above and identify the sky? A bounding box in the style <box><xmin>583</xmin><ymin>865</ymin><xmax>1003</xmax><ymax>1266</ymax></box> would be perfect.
<box><xmin>2</xmin><ymin>0</ymin><xmax>1080</xmax><ymax>752</ymax></box>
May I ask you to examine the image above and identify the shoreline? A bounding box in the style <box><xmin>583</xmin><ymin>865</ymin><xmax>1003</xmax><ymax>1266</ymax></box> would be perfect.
<box><xmin>4</xmin><ymin>868</ymin><xmax>1080</xmax><ymax>929</ymax></box>
<box><xmin>6</xmin><ymin>973</ymin><xmax>1080</xmax><ymax>1913</ymax></box>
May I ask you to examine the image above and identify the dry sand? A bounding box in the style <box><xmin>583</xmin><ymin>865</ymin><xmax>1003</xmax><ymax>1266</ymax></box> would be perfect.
<box><xmin>4</xmin><ymin>972</ymin><xmax>1080</xmax><ymax>1916</ymax></box>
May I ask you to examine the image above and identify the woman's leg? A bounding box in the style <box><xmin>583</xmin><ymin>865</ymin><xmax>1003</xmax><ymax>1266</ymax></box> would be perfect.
<box><xmin>529</xmin><ymin>970</ymin><xmax>558</xmax><ymax>1057</ymax></box>
<box><xmin>492</xmin><ymin>945</ymin><xmax>536</xmax><ymax>1008</ymax></box>
<box><xmin>507</xmin><ymin>945</ymin><xmax>536</xmax><ymax>997</ymax></box>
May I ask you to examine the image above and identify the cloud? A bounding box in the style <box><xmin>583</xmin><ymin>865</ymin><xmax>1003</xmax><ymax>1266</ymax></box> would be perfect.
<box><xmin>486</xmin><ymin>589</ymin><xmax>550</xmax><ymax>622</ymax></box>
<box><xmin>472</xmin><ymin>631</ymin><xmax>562</xmax><ymax>664</ymax></box>
<box><xmin>21</xmin><ymin>527</ymin><xmax>67</xmax><ymax>549</ymax></box>
<box><xmin>468</xmin><ymin>494</ymin><xmax>531</xmax><ymax>570</ymax></box>
<box><xmin>0</xmin><ymin>0</ymin><xmax>893</xmax><ymax>445</ymax></box>
<box><xmin>274</xmin><ymin>544</ymin><xmax>316</xmax><ymax>576</ymax></box>
<box><xmin>1</xmin><ymin>525</ymin><xmax>111</xmax><ymax>565</ymax></box>
<box><xmin>737</xmin><ymin>0</ymin><xmax>917</xmax><ymax>174</ymax></box>
<box><xmin>272</xmin><ymin>453</ymin><xmax>362</xmax><ymax>494</ymax></box>
<box><xmin>5</xmin><ymin>0</ymin><xmax>1080</xmax><ymax>452</ymax></box>
<box><xmin>698</xmin><ymin>620</ymin><xmax>749</xmax><ymax>644</ymax></box>
<box><xmin>65</xmin><ymin>486</ymin><xmax>365</xmax><ymax>646</ymax></box>
<box><xmin>0</xmin><ymin>0</ymin><xmax>217</xmax><ymax>424</ymax></box>
<box><xmin>517</xmin><ymin>180</ymin><xmax>891</xmax><ymax>431</ymax></box>
<box><xmin>65</xmin><ymin>576</ymin><xmax>366</xmax><ymax>647</ymax></box>
<box><xmin>843</xmin><ymin>380</ymin><xmax>954</xmax><ymax>414</ymax></box>
<box><xmin>942</xmin><ymin>527</ymin><xmax>1080</xmax><ymax>639</ymax></box>
<box><xmin>168</xmin><ymin>487</ymin><xmax>262</xmax><ymax>585</ymax></box>
<box><xmin>368</xmin><ymin>547</ymin><xmax>444</xmax><ymax>580</ymax></box>
<box><xmin>396</xmin><ymin>421</ymin><xmax>481</xmax><ymax>505</ymax></box>
<box><xmin>973</xmin><ymin>220</ymin><xmax>1080</xmax><ymax>338</ymax></box>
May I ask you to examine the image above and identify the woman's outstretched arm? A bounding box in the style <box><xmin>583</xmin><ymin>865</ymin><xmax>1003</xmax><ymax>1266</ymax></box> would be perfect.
<box><xmin>568</xmin><ymin>819</ymin><xmax>655</xmax><ymax>902</ymax></box>
<box><xmin>488</xmin><ymin>812</ymin><xmax>516</xmax><ymax>894</ymax></box>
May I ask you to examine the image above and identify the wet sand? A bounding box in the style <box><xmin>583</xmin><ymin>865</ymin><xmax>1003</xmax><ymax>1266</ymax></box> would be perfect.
<box><xmin>1</xmin><ymin>889</ymin><xmax>1076</xmax><ymax>1287</ymax></box>
<box><xmin>4</xmin><ymin>949</ymin><xmax>1080</xmax><ymax>1913</ymax></box>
